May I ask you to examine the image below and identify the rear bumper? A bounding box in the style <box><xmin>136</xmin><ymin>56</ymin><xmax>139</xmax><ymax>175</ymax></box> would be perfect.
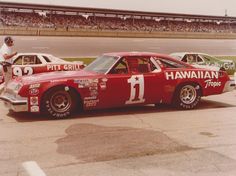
<box><xmin>223</xmin><ymin>79</ymin><xmax>235</xmax><ymax>93</ymax></box>
<box><xmin>0</xmin><ymin>94</ymin><xmax>28</xmax><ymax>112</ymax></box>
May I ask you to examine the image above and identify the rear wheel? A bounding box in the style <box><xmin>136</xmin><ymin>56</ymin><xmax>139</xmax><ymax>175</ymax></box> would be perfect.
<box><xmin>42</xmin><ymin>87</ymin><xmax>78</xmax><ymax>118</ymax></box>
<box><xmin>173</xmin><ymin>83</ymin><xmax>201</xmax><ymax>109</ymax></box>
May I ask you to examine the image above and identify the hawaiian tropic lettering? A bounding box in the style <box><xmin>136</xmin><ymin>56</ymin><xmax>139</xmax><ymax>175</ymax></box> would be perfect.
<box><xmin>165</xmin><ymin>71</ymin><xmax>219</xmax><ymax>80</ymax></box>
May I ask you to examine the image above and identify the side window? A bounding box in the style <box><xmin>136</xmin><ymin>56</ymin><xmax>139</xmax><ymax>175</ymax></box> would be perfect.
<box><xmin>186</xmin><ymin>54</ymin><xmax>197</xmax><ymax>64</ymax></box>
<box><xmin>14</xmin><ymin>56</ymin><xmax>23</xmax><ymax>65</ymax></box>
<box><xmin>110</xmin><ymin>58</ymin><xmax>128</xmax><ymax>74</ymax></box>
<box><xmin>182</xmin><ymin>55</ymin><xmax>188</xmax><ymax>62</ymax></box>
<box><xmin>23</xmin><ymin>55</ymin><xmax>42</xmax><ymax>65</ymax></box>
<box><xmin>201</xmin><ymin>55</ymin><xmax>211</xmax><ymax>62</ymax></box>
<box><xmin>196</xmin><ymin>55</ymin><xmax>204</xmax><ymax>63</ymax></box>
<box><xmin>110</xmin><ymin>57</ymin><xmax>156</xmax><ymax>74</ymax></box>
<box><xmin>127</xmin><ymin>57</ymin><xmax>153</xmax><ymax>74</ymax></box>
<box><xmin>43</xmin><ymin>56</ymin><xmax>51</xmax><ymax>62</ymax></box>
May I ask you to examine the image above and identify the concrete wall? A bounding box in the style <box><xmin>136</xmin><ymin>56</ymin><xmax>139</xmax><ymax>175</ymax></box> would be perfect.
<box><xmin>1</xmin><ymin>27</ymin><xmax>236</xmax><ymax>39</ymax></box>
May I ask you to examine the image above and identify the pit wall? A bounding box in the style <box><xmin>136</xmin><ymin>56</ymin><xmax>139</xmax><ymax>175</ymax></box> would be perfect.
<box><xmin>1</xmin><ymin>27</ymin><xmax>236</xmax><ymax>39</ymax></box>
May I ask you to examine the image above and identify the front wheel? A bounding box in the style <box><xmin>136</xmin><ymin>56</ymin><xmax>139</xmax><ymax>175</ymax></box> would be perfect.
<box><xmin>42</xmin><ymin>87</ymin><xmax>77</xmax><ymax>118</ymax></box>
<box><xmin>173</xmin><ymin>84</ymin><xmax>201</xmax><ymax>109</ymax></box>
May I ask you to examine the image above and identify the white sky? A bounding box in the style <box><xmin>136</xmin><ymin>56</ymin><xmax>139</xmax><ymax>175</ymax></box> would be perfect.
<box><xmin>2</xmin><ymin>0</ymin><xmax>236</xmax><ymax>17</ymax></box>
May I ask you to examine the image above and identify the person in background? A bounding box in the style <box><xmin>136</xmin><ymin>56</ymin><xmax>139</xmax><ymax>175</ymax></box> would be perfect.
<box><xmin>0</xmin><ymin>36</ymin><xmax>17</xmax><ymax>91</ymax></box>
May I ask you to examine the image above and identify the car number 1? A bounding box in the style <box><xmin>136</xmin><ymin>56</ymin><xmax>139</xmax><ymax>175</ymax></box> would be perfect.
<box><xmin>126</xmin><ymin>75</ymin><xmax>145</xmax><ymax>104</ymax></box>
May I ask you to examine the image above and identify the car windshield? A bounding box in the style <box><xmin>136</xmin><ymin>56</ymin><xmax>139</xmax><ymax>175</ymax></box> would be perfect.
<box><xmin>84</xmin><ymin>55</ymin><xmax>119</xmax><ymax>73</ymax></box>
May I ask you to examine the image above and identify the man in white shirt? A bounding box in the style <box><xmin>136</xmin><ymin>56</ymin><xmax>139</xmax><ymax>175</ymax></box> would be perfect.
<box><xmin>0</xmin><ymin>36</ymin><xmax>17</xmax><ymax>63</ymax></box>
<box><xmin>0</xmin><ymin>37</ymin><xmax>17</xmax><ymax>92</ymax></box>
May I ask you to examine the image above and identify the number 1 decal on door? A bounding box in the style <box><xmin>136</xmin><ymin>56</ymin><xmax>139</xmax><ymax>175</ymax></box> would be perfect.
<box><xmin>126</xmin><ymin>75</ymin><xmax>145</xmax><ymax>104</ymax></box>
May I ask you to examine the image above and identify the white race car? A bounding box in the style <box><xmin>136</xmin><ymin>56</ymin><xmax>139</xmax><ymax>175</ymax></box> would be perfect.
<box><xmin>0</xmin><ymin>53</ymin><xmax>84</xmax><ymax>83</ymax></box>
<box><xmin>170</xmin><ymin>52</ymin><xmax>235</xmax><ymax>75</ymax></box>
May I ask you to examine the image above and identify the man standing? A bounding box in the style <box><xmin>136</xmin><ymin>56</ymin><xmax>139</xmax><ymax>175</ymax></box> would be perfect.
<box><xmin>0</xmin><ymin>36</ymin><xmax>17</xmax><ymax>88</ymax></box>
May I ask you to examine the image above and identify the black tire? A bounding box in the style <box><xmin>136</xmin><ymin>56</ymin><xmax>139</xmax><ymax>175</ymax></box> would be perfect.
<box><xmin>173</xmin><ymin>83</ymin><xmax>201</xmax><ymax>109</ymax></box>
<box><xmin>42</xmin><ymin>87</ymin><xmax>78</xmax><ymax>119</ymax></box>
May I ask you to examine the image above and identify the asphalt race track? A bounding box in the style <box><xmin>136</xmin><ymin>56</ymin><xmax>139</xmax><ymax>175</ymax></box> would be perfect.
<box><xmin>0</xmin><ymin>36</ymin><xmax>236</xmax><ymax>176</ymax></box>
<box><xmin>0</xmin><ymin>91</ymin><xmax>236</xmax><ymax>176</ymax></box>
<box><xmin>0</xmin><ymin>36</ymin><xmax>236</xmax><ymax>57</ymax></box>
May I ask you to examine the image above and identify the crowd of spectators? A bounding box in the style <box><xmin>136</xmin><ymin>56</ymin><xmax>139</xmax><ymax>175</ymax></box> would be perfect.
<box><xmin>0</xmin><ymin>11</ymin><xmax>235</xmax><ymax>33</ymax></box>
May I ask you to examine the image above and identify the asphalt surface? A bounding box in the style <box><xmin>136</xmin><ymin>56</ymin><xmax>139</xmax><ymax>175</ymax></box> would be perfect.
<box><xmin>0</xmin><ymin>36</ymin><xmax>236</xmax><ymax>57</ymax></box>
<box><xmin>0</xmin><ymin>90</ymin><xmax>236</xmax><ymax>176</ymax></box>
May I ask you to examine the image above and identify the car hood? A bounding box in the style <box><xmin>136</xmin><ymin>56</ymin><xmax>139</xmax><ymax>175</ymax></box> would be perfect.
<box><xmin>221</xmin><ymin>59</ymin><xmax>234</xmax><ymax>63</ymax></box>
<box><xmin>20</xmin><ymin>70</ymin><xmax>98</xmax><ymax>84</ymax></box>
<box><xmin>192</xmin><ymin>64</ymin><xmax>220</xmax><ymax>71</ymax></box>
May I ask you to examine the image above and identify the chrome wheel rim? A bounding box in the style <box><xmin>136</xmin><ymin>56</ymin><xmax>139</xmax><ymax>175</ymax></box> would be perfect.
<box><xmin>180</xmin><ymin>85</ymin><xmax>197</xmax><ymax>105</ymax></box>
<box><xmin>50</xmin><ymin>91</ymin><xmax>72</xmax><ymax>113</ymax></box>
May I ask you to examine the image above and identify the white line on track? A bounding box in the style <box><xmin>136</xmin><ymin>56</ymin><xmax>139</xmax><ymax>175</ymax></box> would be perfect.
<box><xmin>22</xmin><ymin>161</ymin><xmax>47</xmax><ymax>176</ymax></box>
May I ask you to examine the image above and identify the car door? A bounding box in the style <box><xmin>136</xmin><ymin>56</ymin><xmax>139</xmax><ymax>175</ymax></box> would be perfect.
<box><xmin>97</xmin><ymin>56</ymin><xmax>164</xmax><ymax>109</ymax></box>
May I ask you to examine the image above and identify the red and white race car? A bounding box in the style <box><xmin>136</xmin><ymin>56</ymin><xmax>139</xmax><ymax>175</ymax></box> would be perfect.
<box><xmin>0</xmin><ymin>53</ymin><xmax>84</xmax><ymax>83</ymax></box>
<box><xmin>0</xmin><ymin>52</ymin><xmax>235</xmax><ymax>118</ymax></box>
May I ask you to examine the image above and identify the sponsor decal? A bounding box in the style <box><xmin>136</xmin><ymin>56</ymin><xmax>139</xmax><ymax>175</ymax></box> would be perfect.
<box><xmin>75</xmin><ymin>79</ymin><xmax>99</xmax><ymax>89</ymax></box>
<box><xmin>206</xmin><ymin>62</ymin><xmax>235</xmax><ymax>70</ymax></box>
<box><xmin>165</xmin><ymin>71</ymin><xmax>219</xmax><ymax>80</ymax></box>
<box><xmin>50</xmin><ymin>79</ymin><xmax>68</xmax><ymax>83</ymax></box>
<box><xmin>84</xmin><ymin>96</ymin><xmax>98</xmax><ymax>100</ymax></box>
<box><xmin>29</xmin><ymin>83</ymin><xmax>40</xmax><ymax>89</ymax></box>
<box><xmin>74</xmin><ymin>78</ymin><xmax>99</xmax><ymax>97</ymax></box>
<box><xmin>30</xmin><ymin>97</ymin><xmax>39</xmax><ymax>106</ymax></box>
<box><xmin>84</xmin><ymin>99</ymin><xmax>99</xmax><ymax>107</ymax></box>
<box><xmin>30</xmin><ymin>106</ymin><xmax>39</xmax><ymax>112</ymax></box>
<box><xmin>101</xmin><ymin>78</ymin><xmax>108</xmax><ymax>82</ymax></box>
<box><xmin>47</xmin><ymin>65</ymin><xmax>61</xmax><ymax>71</ymax></box>
<box><xmin>90</xmin><ymin>90</ymin><xmax>98</xmax><ymax>97</ymax></box>
<box><xmin>29</xmin><ymin>88</ymin><xmax>39</xmax><ymax>96</ymax></box>
<box><xmin>75</xmin><ymin>79</ymin><xmax>90</xmax><ymax>88</ymax></box>
<box><xmin>47</xmin><ymin>64</ymin><xmax>80</xmax><ymax>71</ymax></box>
<box><xmin>99</xmin><ymin>82</ymin><xmax>107</xmax><ymax>90</ymax></box>
<box><xmin>89</xmin><ymin>86</ymin><xmax>98</xmax><ymax>91</ymax></box>
<box><xmin>204</xmin><ymin>80</ymin><xmax>221</xmax><ymax>88</ymax></box>
<box><xmin>63</xmin><ymin>64</ymin><xmax>80</xmax><ymax>71</ymax></box>
<box><xmin>100</xmin><ymin>78</ymin><xmax>108</xmax><ymax>90</ymax></box>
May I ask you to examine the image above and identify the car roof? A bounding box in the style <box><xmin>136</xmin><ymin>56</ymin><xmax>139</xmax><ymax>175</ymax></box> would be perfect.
<box><xmin>104</xmin><ymin>52</ymin><xmax>171</xmax><ymax>58</ymax></box>
<box><xmin>103</xmin><ymin>52</ymin><xmax>192</xmax><ymax>67</ymax></box>
<box><xmin>171</xmin><ymin>52</ymin><xmax>211</xmax><ymax>57</ymax></box>
<box><xmin>14</xmin><ymin>53</ymin><xmax>53</xmax><ymax>57</ymax></box>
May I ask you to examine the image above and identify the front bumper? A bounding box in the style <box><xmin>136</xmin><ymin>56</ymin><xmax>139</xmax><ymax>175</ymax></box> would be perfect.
<box><xmin>0</xmin><ymin>93</ymin><xmax>28</xmax><ymax>112</ymax></box>
<box><xmin>223</xmin><ymin>79</ymin><xmax>235</xmax><ymax>93</ymax></box>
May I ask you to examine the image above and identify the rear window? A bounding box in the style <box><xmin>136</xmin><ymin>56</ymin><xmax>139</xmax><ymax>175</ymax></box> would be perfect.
<box><xmin>158</xmin><ymin>58</ymin><xmax>186</xmax><ymax>68</ymax></box>
<box><xmin>43</xmin><ymin>56</ymin><xmax>51</xmax><ymax>62</ymax></box>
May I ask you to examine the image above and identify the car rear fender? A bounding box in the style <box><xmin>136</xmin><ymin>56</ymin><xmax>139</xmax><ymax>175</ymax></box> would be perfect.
<box><xmin>171</xmin><ymin>81</ymin><xmax>203</xmax><ymax>104</ymax></box>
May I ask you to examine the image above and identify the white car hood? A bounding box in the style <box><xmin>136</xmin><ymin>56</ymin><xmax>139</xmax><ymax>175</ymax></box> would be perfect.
<box><xmin>192</xmin><ymin>64</ymin><xmax>220</xmax><ymax>71</ymax></box>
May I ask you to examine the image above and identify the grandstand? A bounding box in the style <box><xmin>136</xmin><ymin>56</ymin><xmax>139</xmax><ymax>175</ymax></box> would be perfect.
<box><xmin>1</xmin><ymin>1</ymin><xmax>236</xmax><ymax>38</ymax></box>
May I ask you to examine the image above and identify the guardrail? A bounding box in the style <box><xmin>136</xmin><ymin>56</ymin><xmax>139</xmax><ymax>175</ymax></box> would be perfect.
<box><xmin>1</xmin><ymin>27</ymin><xmax>236</xmax><ymax>39</ymax></box>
